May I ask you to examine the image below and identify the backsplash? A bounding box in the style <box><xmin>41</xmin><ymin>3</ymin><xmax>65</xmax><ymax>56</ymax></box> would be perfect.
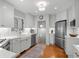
<box><xmin>0</xmin><ymin>27</ymin><xmax>78</xmax><ymax>37</ymax></box>
<box><xmin>0</xmin><ymin>28</ymin><xmax>11</xmax><ymax>37</ymax></box>
<box><xmin>0</xmin><ymin>28</ymin><xmax>37</xmax><ymax>37</ymax></box>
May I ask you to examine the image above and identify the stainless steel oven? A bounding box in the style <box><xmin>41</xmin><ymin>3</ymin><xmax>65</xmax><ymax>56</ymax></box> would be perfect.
<box><xmin>2</xmin><ymin>41</ymin><xmax>10</xmax><ymax>51</ymax></box>
<box><xmin>0</xmin><ymin>39</ymin><xmax>10</xmax><ymax>51</ymax></box>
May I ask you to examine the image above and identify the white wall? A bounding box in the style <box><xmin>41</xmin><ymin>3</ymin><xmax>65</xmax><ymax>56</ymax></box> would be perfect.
<box><xmin>49</xmin><ymin>15</ymin><xmax>56</xmax><ymax>28</ymax></box>
<box><xmin>56</xmin><ymin>10</ymin><xmax>67</xmax><ymax>21</ymax></box>
<box><xmin>24</xmin><ymin>14</ymin><xmax>35</xmax><ymax>28</ymax></box>
<box><xmin>46</xmin><ymin>15</ymin><xmax>50</xmax><ymax>45</ymax></box>
<box><xmin>14</xmin><ymin>9</ymin><xmax>25</xmax><ymax>18</ymax></box>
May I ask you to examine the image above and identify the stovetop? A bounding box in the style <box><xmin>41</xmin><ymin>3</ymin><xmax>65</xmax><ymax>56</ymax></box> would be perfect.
<box><xmin>0</xmin><ymin>39</ymin><xmax>6</xmax><ymax>43</ymax></box>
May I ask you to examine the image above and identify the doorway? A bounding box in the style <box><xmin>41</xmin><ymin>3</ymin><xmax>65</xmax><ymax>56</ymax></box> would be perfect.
<box><xmin>37</xmin><ymin>21</ymin><xmax>46</xmax><ymax>44</ymax></box>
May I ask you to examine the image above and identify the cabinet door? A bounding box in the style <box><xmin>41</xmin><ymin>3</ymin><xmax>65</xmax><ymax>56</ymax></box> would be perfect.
<box><xmin>26</xmin><ymin>38</ymin><xmax>31</xmax><ymax>49</ymax></box>
<box><xmin>21</xmin><ymin>37</ymin><xmax>31</xmax><ymax>51</ymax></box>
<box><xmin>65</xmin><ymin>38</ymin><xmax>79</xmax><ymax>58</ymax></box>
<box><xmin>2</xmin><ymin>3</ymin><xmax>14</xmax><ymax>27</ymax></box>
<box><xmin>21</xmin><ymin>39</ymin><xmax>27</xmax><ymax>51</ymax></box>
<box><xmin>10</xmin><ymin>39</ymin><xmax>21</xmax><ymax>53</ymax></box>
<box><xmin>0</xmin><ymin>1</ymin><xmax>14</xmax><ymax>27</ymax></box>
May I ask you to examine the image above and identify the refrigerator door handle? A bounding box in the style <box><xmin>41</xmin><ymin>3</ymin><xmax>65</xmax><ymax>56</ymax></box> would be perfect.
<box><xmin>55</xmin><ymin>36</ymin><xmax>64</xmax><ymax>39</ymax></box>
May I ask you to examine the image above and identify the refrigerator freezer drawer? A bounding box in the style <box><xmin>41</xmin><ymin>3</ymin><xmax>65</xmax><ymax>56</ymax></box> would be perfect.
<box><xmin>55</xmin><ymin>37</ymin><xmax>65</xmax><ymax>48</ymax></box>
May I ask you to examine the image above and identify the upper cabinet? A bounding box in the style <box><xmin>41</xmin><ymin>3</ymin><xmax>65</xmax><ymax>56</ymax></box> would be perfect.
<box><xmin>74</xmin><ymin>0</ymin><xmax>79</xmax><ymax>27</ymax></box>
<box><xmin>0</xmin><ymin>1</ymin><xmax>14</xmax><ymax>28</ymax></box>
<box><xmin>13</xmin><ymin>16</ymin><xmax>24</xmax><ymax>31</ymax></box>
<box><xmin>56</xmin><ymin>11</ymin><xmax>67</xmax><ymax>21</ymax></box>
<box><xmin>68</xmin><ymin>0</ymin><xmax>79</xmax><ymax>27</ymax></box>
<box><xmin>24</xmin><ymin>14</ymin><xmax>35</xmax><ymax>28</ymax></box>
<box><xmin>12</xmin><ymin>9</ymin><xmax>25</xmax><ymax>31</ymax></box>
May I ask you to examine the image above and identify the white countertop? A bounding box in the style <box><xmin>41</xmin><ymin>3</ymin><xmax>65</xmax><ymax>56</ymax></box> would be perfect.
<box><xmin>0</xmin><ymin>48</ymin><xmax>17</xmax><ymax>58</ymax></box>
<box><xmin>0</xmin><ymin>36</ymin><xmax>19</xmax><ymax>47</ymax></box>
<box><xmin>0</xmin><ymin>35</ymin><xmax>31</xmax><ymax>46</ymax></box>
<box><xmin>0</xmin><ymin>36</ymin><xmax>18</xmax><ymax>39</ymax></box>
<box><xmin>73</xmin><ymin>45</ymin><xmax>79</xmax><ymax>52</ymax></box>
<box><xmin>0</xmin><ymin>39</ymin><xmax>9</xmax><ymax>47</ymax></box>
<box><xmin>65</xmin><ymin>35</ymin><xmax>79</xmax><ymax>39</ymax></box>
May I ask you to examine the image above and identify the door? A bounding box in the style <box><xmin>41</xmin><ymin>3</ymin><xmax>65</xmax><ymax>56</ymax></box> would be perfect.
<box><xmin>37</xmin><ymin>28</ymin><xmax>46</xmax><ymax>44</ymax></box>
<box><xmin>37</xmin><ymin>21</ymin><xmax>46</xmax><ymax>44</ymax></box>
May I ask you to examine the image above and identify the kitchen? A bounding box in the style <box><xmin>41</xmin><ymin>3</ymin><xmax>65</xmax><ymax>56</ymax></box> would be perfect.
<box><xmin>0</xmin><ymin>0</ymin><xmax>79</xmax><ymax>58</ymax></box>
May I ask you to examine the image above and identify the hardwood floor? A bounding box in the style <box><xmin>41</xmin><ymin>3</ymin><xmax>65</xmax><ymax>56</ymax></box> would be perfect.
<box><xmin>18</xmin><ymin>44</ymin><xmax>67</xmax><ymax>58</ymax></box>
<box><xmin>40</xmin><ymin>44</ymin><xmax>67</xmax><ymax>58</ymax></box>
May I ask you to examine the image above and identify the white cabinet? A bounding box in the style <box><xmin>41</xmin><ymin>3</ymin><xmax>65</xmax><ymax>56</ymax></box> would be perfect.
<box><xmin>0</xmin><ymin>0</ymin><xmax>14</xmax><ymax>27</ymax></box>
<box><xmin>14</xmin><ymin>16</ymin><xmax>24</xmax><ymax>31</ymax></box>
<box><xmin>21</xmin><ymin>39</ymin><xmax>27</xmax><ymax>51</ymax></box>
<box><xmin>73</xmin><ymin>45</ymin><xmax>79</xmax><ymax>58</ymax></box>
<box><xmin>56</xmin><ymin>11</ymin><xmax>67</xmax><ymax>21</ymax></box>
<box><xmin>10</xmin><ymin>39</ymin><xmax>21</xmax><ymax>53</ymax></box>
<box><xmin>65</xmin><ymin>37</ymin><xmax>79</xmax><ymax>58</ymax></box>
<box><xmin>24</xmin><ymin>14</ymin><xmax>35</xmax><ymax>28</ymax></box>
<box><xmin>10</xmin><ymin>37</ymin><xmax>31</xmax><ymax>53</ymax></box>
<box><xmin>21</xmin><ymin>38</ymin><xmax>30</xmax><ymax>51</ymax></box>
<box><xmin>74</xmin><ymin>0</ymin><xmax>79</xmax><ymax>27</ymax></box>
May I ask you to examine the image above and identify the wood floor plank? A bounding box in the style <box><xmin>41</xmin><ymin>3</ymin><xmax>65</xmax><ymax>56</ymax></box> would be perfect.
<box><xmin>18</xmin><ymin>44</ymin><xmax>67</xmax><ymax>58</ymax></box>
<box><xmin>40</xmin><ymin>44</ymin><xmax>67</xmax><ymax>58</ymax></box>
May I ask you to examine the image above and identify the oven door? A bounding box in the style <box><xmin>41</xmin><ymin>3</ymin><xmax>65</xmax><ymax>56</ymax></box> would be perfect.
<box><xmin>2</xmin><ymin>41</ymin><xmax>10</xmax><ymax>51</ymax></box>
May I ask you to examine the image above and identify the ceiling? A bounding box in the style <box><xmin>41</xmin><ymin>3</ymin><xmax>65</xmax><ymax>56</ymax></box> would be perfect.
<box><xmin>4</xmin><ymin>0</ymin><xmax>73</xmax><ymax>15</ymax></box>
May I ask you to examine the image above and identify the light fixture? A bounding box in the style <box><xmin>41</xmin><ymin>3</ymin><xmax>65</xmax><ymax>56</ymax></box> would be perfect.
<box><xmin>54</xmin><ymin>7</ymin><xmax>57</xmax><ymax>10</ymax></box>
<box><xmin>20</xmin><ymin>0</ymin><xmax>24</xmax><ymax>2</ymax></box>
<box><xmin>39</xmin><ymin>7</ymin><xmax>45</xmax><ymax>11</ymax></box>
<box><xmin>40</xmin><ymin>25</ymin><xmax>43</xmax><ymax>28</ymax></box>
<box><xmin>36</xmin><ymin>1</ymin><xmax>48</xmax><ymax>11</ymax></box>
<box><xmin>36</xmin><ymin>1</ymin><xmax>48</xmax><ymax>8</ymax></box>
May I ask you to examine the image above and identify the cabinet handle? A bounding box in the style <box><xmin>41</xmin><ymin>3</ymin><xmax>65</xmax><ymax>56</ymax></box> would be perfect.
<box><xmin>75</xmin><ymin>53</ymin><xmax>79</xmax><ymax>57</ymax></box>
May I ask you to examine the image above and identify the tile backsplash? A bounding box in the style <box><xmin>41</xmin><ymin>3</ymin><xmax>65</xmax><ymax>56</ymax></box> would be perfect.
<box><xmin>0</xmin><ymin>28</ymin><xmax>11</xmax><ymax>37</ymax></box>
<box><xmin>0</xmin><ymin>27</ymin><xmax>78</xmax><ymax>37</ymax></box>
<box><xmin>0</xmin><ymin>28</ymin><xmax>37</xmax><ymax>37</ymax></box>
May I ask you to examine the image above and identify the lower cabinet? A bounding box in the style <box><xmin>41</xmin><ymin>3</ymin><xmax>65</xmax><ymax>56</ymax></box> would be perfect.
<box><xmin>10</xmin><ymin>39</ymin><xmax>21</xmax><ymax>53</ymax></box>
<box><xmin>10</xmin><ymin>37</ymin><xmax>31</xmax><ymax>53</ymax></box>
<box><xmin>65</xmin><ymin>37</ymin><xmax>79</xmax><ymax>58</ymax></box>
<box><xmin>21</xmin><ymin>38</ymin><xmax>31</xmax><ymax>51</ymax></box>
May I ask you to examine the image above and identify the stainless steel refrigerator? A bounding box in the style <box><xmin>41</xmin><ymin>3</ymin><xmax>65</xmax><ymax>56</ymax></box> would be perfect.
<box><xmin>55</xmin><ymin>20</ymin><xmax>67</xmax><ymax>49</ymax></box>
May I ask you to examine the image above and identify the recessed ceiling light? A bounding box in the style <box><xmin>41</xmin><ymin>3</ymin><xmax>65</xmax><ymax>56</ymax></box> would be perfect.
<box><xmin>36</xmin><ymin>1</ymin><xmax>48</xmax><ymax>8</ymax></box>
<box><xmin>54</xmin><ymin>7</ymin><xmax>57</xmax><ymax>10</ymax></box>
<box><xmin>3</xmin><ymin>6</ymin><xmax>7</xmax><ymax>8</ymax></box>
<box><xmin>35</xmin><ymin>11</ymin><xmax>38</xmax><ymax>13</ymax></box>
<box><xmin>20</xmin><ymin>0</ymin><xmax>24</xmax><ymax>2</ymax></box>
